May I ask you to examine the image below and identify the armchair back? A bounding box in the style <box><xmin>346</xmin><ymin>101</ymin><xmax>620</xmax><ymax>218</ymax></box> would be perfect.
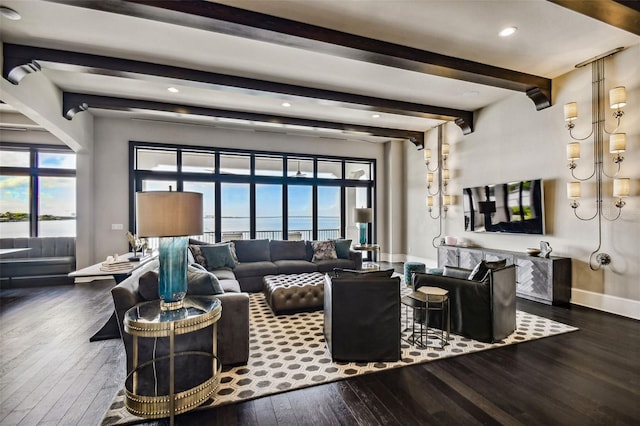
<box><xmin>413</xmin><ymin>265</ymin><xmax>516</xmax><ymax>343</ymax></box>
<box><xmin>324</xmin><ymin>273</ymin><xmax>401</xmax><ymax>362</ymax></box>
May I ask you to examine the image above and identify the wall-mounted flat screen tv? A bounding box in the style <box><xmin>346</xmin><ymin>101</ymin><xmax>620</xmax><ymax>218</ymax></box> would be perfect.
<box><xmin>463</xmin><ymin>179</ymin><xmax>545</xmax><ymax>234</ymax></box>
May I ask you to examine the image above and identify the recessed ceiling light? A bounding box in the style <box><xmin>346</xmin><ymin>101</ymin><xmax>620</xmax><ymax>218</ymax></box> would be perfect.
<box><xmin>0</xmin><ymin>6</ymin><xmax>21</xmax><ymax>20</ymax></box>
<box><xmin>167</xmin><ymin>87</ymin><xmax>179</xmax><ymax>93</ymax></box>
<box><xmin>371</xmin><ymin>114</ymin><xmax>380</xmax><ymax>118</ymax></box>
<box><xmin>499</xmin><ymin>26</ymin><xmax>517</xmax><ymax>37</ymax></box>
<box><xmin>282</xmin><ymin>102</ymin><xmax>291</xmax><ymax>107</ymax></box>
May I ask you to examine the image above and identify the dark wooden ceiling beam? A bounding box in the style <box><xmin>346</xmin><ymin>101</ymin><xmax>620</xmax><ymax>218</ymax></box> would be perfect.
<box><xmin>2</xmin><ymin>43</ymin><xmax>469</xmax><ymax>140</ymax></box>
<box><xmin>46</xmin><ymin>0</ymin><xmax>551</xmax><ymax>110</ymax></box>
<box><xmin>548</xmin><ymin>0</ymin><xmax>640</xmax><ymax>36</ymax></box>
<box><xmin>62</xmin><ymin>92</ymin><xmax>425</xmax><ymax>145</ymax></box>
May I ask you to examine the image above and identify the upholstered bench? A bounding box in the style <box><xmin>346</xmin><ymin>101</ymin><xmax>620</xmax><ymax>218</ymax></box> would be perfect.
<box><xmin>263</xmin><ymin>272</ymin><xmax>324</xmax><ymax>314</ymax></box>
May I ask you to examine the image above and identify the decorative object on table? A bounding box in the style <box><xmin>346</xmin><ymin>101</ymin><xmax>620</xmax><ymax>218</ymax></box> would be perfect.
<box><xmin>445</xmin><ymin>236</ymin><xmax>457</xmax><ymax>246</ymax></box>
<box><xmin>100</xmin><ymin>254</ymin><xmax>132</xmax><ymax>272</ymax></box>
<box><xmin>562</xmin><ymin>48</ymin><xmax>630</xmax><ymax>270</ymax></box>
<box><xmin>539</xmin><ymin>241</ymin><xmax>552</xmax><ymax>258</ymax></box>
<box><xmin>136</xmin><ymin>189</ymin><xmax>203</xmax><ymax>310</ymax></box>
<box><xmin>354</xmin><ymin>207</ymin><xmax>372</xmax><ymax>245</ymax></box>
<box><xmin>126</xmin><ymin>231</ymin><xmax>147</xmax><ymax>261</ymax></box>
<box><xmin>526</xmin><ymin>247</ymin><xmax>541</xmax><ymax>256</ymax></box>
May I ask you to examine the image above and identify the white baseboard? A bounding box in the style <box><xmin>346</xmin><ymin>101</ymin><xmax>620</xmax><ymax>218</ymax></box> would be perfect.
<box><xmin>571</xmin><ymin>288</ymin><xmax>640</xmax><ymax>320</ymax></box>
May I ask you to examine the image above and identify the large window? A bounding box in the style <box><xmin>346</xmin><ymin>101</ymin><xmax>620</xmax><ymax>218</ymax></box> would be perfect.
<box><xmin>0</xmin><ymin>144</ymin><xmax>77</xmax><ymax>237</ymax></box>
<box><xmin>130</xmin><ymin>142</ymin><xmax>375</xmax><ymax>243</ymax></box>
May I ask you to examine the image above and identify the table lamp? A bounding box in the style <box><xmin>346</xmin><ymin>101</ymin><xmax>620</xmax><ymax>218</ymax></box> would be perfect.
<box><xmin>354</xmin><ymin>207</ymin><xmax>372</xmax><ymax>245</ymax></box>
<box><xmin>136</xmin><ymin>190</ymin><xmax>203</xmax><ymax>310</ymax></box>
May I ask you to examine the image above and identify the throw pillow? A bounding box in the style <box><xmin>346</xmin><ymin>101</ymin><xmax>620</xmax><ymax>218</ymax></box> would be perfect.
<box><xmin>333</xmin><ymin>239</ymin><xmax>352</xmax><ymax>259</ymax></box>
<box><xmin>189</xmin><ymin>245</ymin><xmax>208</xmax><ymax>269</ymax></box>
<box><xmin>311</xmin><ymin>240</ymin><xmax>338</xmax><ymax>262</ymax></box>
<box><xmin>187</xmin><ymin>264</ymin><xmax>223</xmax><ymax>295</ymax></box>
<box><xmin>200</xmin><ymin>243</ymin><xmax>236</xmax><ymax>270</ymax></box>
<box><xmin>138</xmin><ymin>270</ymin><xmax>159</xmax><ymax>301</ymax></box>
<box><xmin>467</xmin><ymin>259</ymin><xmax>506</xmax><ymax>281</ymax></box>
<box><xmin>443</xmin><ymin>266</ymin><xmax>472</xmax><ymax>279</ymax></box>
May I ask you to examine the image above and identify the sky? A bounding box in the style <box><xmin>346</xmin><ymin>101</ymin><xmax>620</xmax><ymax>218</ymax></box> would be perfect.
<box><xmin>0</xmin><ymin>151</ymin><xmax>76</xmax><ymax>217</ymax></box>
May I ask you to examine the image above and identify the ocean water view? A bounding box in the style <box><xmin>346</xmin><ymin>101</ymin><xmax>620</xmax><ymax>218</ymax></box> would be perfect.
<box><xmin>0</xmin><ymin>217</ymin><xmax>341</xmax><ymax>239</ymax></box>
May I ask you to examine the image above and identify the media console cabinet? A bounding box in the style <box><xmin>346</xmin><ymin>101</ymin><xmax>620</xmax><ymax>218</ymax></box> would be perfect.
<box><xmin>437</xmin><ymin>245</ymin><xmax>571</xmax><ymax>305</ymax></box>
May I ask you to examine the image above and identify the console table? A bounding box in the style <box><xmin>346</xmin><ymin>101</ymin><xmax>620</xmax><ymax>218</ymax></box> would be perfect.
<box><xmin>437</xmin><ymin>245</ymin><xmax>571</xmax><ymax>305</ymax></box>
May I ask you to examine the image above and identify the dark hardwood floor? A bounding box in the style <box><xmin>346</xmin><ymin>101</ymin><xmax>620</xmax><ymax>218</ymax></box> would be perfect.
<box><xmin>1</xmin><ymin>263</ymin><xmax>638</xmax><ymax>425</ymax></box>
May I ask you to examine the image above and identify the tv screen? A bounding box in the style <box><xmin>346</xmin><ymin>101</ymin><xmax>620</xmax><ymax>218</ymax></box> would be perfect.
<box><xmin>463</xmin><ymin>179</ymin><xmax>545</xmax><ymax>234</ymax></box>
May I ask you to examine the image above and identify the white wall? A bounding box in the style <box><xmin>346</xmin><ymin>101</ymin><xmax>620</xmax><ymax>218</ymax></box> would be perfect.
<box><xmin>91</xmin><ymin>118</ymin><xmax>388</xmax><ymax>263</ymax></box>
<box><xmin>404</xmin><ymin>45</ymin><xmax>640</xmax><ymax>317</ymax></box>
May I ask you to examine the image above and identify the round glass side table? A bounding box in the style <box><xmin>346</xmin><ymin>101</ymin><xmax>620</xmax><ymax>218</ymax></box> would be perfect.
<box><xmin>124</xmin><ymin>295</ymin><xmax>222</xmax><ymax>425</ymax></box>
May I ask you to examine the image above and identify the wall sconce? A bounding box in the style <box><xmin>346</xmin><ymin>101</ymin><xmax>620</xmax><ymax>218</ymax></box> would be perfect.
<box><xmin>562</xmin><ymin>48</ymin><xmax>631</xmax><ymax>270</ymax></box>
<box><xmin>422</xmin><ymin>124</ymin><xmax>452</xmax><ymax>247</ymax></box>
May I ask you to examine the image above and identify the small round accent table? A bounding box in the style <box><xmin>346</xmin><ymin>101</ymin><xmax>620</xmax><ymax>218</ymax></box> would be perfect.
<box><xmin>401</xmin><ymin>287</ymin><xmax>450</xmax><ymax>349</ymax></box>
<box><xmin>124</xmin><ymin>296</ymin><xmax>222</xmax><ymax>425</ymax></box>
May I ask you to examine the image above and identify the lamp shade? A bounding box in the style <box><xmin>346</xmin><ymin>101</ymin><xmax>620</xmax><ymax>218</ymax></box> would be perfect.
<box><xmin>609</xmin><ymin>86</ymin><xmax>627</xmax><ymax>109</ymax></box>
<box><xmin>427</xmin><ymin>172</ymin><xmax>434</xmax><ymax>183</ymax></box>
<box><xmin>354</xmin><ymin>207</ymin><xmax>372</xmax><ymax>223</ymax></box>
<box><xmin>564</xmin><ymin>102</ymin><xmax>578</xmax><ymax>121</ymax></box>
<box><xmin>609</xmin><ymin>133</ymin><xmax>626</xmax><ymax>153</ymax></box>
<box><xmin>424</xmin><ymin>148</ymin><xmax>432</xmax><ymax>160</ymax></box>
<box><xmin>136</xmin><ymin>191</ymin><xmax>203</xmax><ymax>237</ymax></box>
<box><xmin>442</xmin><ymin>195</ymin><xmax>452</xmax><ymax>206</ymax></box>
<box><xmin>442</xmin><ymin>169</ymin><xmax>450</xmax><ymax>180</ymax></box>
<box><xmin>441</xmin><ymin>143</ymin><xmax>450</xmax><ymax>156</ymax></box>
<box><xmin>567</xmin><ymin>182</ymin><xmax>581</xmax><ymax>199</ymax></box>
<box><xmin>427</xmin><ymin>196</ymin><xmax>434</xmax><ymax>207</ymax></box>
<box><xmin>567</xmin><ymin>142</ymin><xmax>581</xmax><ymax>160</ymax></box>
<box><xmin>613</xmin><ymin>178</ymin><xmax>630</xmax><ymax>197</ymax></box>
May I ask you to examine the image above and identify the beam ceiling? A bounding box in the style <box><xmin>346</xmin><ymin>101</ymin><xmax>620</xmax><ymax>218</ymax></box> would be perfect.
<box><xmin>47</xmin><ymin>0</ymin><xmax>552</xmax><ymax>110</ymax></box>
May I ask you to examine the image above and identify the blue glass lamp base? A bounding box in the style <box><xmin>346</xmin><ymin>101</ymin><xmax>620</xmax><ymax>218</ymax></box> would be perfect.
<box><xmin>359</xmin><ymin>223</ymin><xmax>367</xmax><ymax>245</ymax></box>
<box><xmin>158</xmin><ymin>236</ymin><xmax>188</xmax><ymax>310</ymax></box>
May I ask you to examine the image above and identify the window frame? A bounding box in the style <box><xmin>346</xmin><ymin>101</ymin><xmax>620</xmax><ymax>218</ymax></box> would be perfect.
<box><xmin>129</xmin><ymin>141</ymin><xmax>376</xmax><ymax>244</ymax></box>
<box><xmin>0</xmin><ymin>143</ymin><xmax>76</xmax><ymax>237</ymax></box>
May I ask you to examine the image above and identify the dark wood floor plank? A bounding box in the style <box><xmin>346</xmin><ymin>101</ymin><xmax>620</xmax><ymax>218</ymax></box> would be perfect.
<box><xmin>0</xmin><ymin>262</ymin><xmax>638</xmax><ymax>425</ymax></box>
<box><xmin>330</xmin><ymin>380</ymin><xmax>381</xmax><ymax>426</ymax></box>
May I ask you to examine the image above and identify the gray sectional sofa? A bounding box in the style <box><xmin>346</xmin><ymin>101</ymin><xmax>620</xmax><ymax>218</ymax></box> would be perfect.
<box><xmin>189</xmin><ymin>238</ymin><xmax>362</xmax><ymax>293</ymax></box>
<box><xmin>111</xmin><ymin>238</ymin><xmax>362</xmax><ymax>367</ymax></box>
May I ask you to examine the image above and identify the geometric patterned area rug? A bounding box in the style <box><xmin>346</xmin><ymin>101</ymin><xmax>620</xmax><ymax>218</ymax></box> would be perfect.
<box><xmin>102</xmin><ymin>282</ymin><xmax>578</xmax><ymax>425</ymax></box>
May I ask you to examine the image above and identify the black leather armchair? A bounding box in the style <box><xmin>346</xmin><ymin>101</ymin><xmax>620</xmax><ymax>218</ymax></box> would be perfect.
<box><xmin>324</xmin><ymin>272</ymin><xmax>401</xmax><ymax>362</ymax></box>
<box><xmin>412</xmin><ymin>265</ymin><xmax>516</xmax><ymax>343</ymax></box>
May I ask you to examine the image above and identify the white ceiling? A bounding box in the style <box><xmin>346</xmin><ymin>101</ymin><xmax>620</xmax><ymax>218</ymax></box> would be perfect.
<box><xmin>0</xmin><ymin>0</ymin><xmax>638</xmax><ymax>142</ymax></box>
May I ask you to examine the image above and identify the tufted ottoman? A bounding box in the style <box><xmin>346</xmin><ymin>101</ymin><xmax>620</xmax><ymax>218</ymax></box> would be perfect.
<box><xmin>263</xmin><ymin>272</ymin><xmax>325</xmax><ymax>314</ymax></box>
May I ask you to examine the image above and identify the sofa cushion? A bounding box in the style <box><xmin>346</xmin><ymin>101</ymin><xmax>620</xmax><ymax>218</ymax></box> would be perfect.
<box><xmin>270</xmin><ymin>240</ymin><xmax>308</xmax><ymax>261</ymax></box>
<box><xmin>209</xmin><ymin>268</ymin><xmax>237</xmax><ymax>281</ymax></box>
<box><xmin>200</xmin><ymin>244</ymin><xmax>236</xmax><ymax>269</ymax></box>
<box><xmin>333</xmin><ymin>239</ymin><xmax>352</xmax><ymax>259</ymax></box>
<box><xmin>233</xmin><ymin>261</ymin><xmax>278</xmax><ymax>278</ymax></box>
<box><xmin>315</xmin><ymin>258</ymin><xmax>357</xmax><ymax>273</ymax></box>
<box><xmin>310</xmin><ymin>240</ymin><xmax>337</xmax><ymax>262</ymax></box>
<box><xmin>138</xmin><ymin>270</ymin><xmax>159</xmax><ymax>301</ymax></box>
<box><xmin>219</xmin><ymin>279</ymin><xmax>241</xmax><ymax>293</ymax></box>
<box><xmin>138</xmin><ymin>265</ymin><xmax>225</xmax><ymax>300</ymax></box>
<box><xmin>187</xmin><ymin>265</ymin><xmax>224</xmax><ymax>295</ymax></box>
<box><xmin>234</xmin><ymin>239</ymin><xmax>271</xmax><ymax>262</ymax></box>
<box><xmin>274</xmin><ymin>260</ymin><xmax>318</xmax><ymax>274</ymax></box>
